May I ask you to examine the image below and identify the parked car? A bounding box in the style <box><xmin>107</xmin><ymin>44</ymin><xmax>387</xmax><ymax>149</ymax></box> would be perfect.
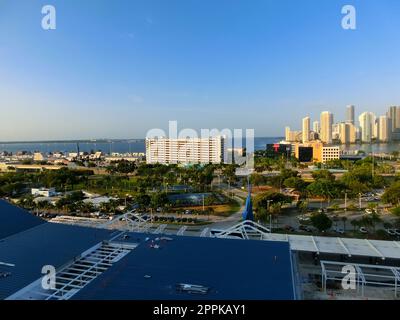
<box><xmin>284</xmin><ymin>225</ymin><xmax>295</xmax><ymax>232</ymax></box>
<box><xmin>359</xmin><ymin>227</ymin><xmax>368</xmax><ymax>234</ymax></box>
<box><xmin>394</xmin><ymin>229</ymin><xmax>400</xmax><ymax>236</ymax></box>
<box><xmin>334</xmin><ymin>228</ymin><xmax>345</xmax><ymax>234</ymax></box>
<box><xmin>386</xmin><ymin>229</ymin><xmax>397</xmax><ymax>236</ymax></box>
<box><xmin>299</xmin><ymin>225</ymin><xmax>312</xmax><ymax>232</ymax></box>
<box><xmin>365</xmin><ymin>209</ymin><xmax>373</xmax><ymax>214</ymax></box>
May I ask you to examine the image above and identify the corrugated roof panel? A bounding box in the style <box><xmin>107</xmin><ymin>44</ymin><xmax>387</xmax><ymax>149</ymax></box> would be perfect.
<box><xmin>0</xmin><ymin>200</ymin><xmax>45</xmax><ymax>239</ymax></box>
<box><xmin>0</xmin><ymin>222</ymin><xmax>116</xmax><ymax>300</ymax></box>
<box><xmin>72</xmin><ymin>233</ymin><xmax>295</xmax><ymax>300</ymax></box>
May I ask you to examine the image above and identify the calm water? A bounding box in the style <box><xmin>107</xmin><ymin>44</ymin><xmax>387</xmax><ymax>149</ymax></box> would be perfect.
<box><xmin>1</xmin><ymin>138</ymin><xmax>399</xmax><ymax>154</ymax></box>
<box><xmin>338</xmin><ymin>143</ymin><xmax>400</xmax><ymax>154</ymax></box>
<box><xmin>0</xmin><ymin>137</ymin><xmax>283</xmax><ymax>154</ymax></box>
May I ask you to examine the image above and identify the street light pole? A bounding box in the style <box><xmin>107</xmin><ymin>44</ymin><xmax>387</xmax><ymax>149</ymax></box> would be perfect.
<box><xmin>267</xmin><ymin>200</ymin><xmax>273</xmax><ymax>233</ymax></box>
<box><xmin>372</xmin><ymin>153</ymin><xmax>374</xmax><ymax>177</ymax></box>
<box><xmin>359</xmin><ymin>193</ymin><xmax>362</xmax><ymax>210</ymax></box>
<box><xmin>344</xmin><ymin>192</ymin><xmax>347</xmax><ymax>212</ymax></box>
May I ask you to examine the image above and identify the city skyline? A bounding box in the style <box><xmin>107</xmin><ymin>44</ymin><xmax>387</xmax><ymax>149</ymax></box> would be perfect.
<box><xmin>286</xmin><ymin>104</ymin><xmax>400</xmax><ymax>144</ymax></box>
<box><xmin>1</xmin><ymin>0</ymin><xmax>400</xmax><ymax>141</ymax></box>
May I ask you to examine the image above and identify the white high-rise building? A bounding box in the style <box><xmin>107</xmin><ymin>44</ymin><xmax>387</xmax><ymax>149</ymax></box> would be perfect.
<box><xmin>320</xmin><ymin>111</ymin><xmax>333</xmax><ymax>144</ymax></box>
<box><xmin>145</xmin><ymin>136</ymin><xmax>226</xmax><ymax>164</ymax></box>
<box><xmin>339</xmin><ymin>122</ymin><xmax>356</xmax><ymax>144</ymax></box>
<box><xmin>302</xmin><ymin>117</ymin><xmax>310</xmax><ymax>143</ymax></box>
<box><xmin>313</xmin><ymin>121</ymin><xmax>320</xmax><ymax>134</ymax></box>
<box><xmin>285</xmin><ymin>126</ymin><xmax>291</xmax><ymax>142</ymax></box>
<box><xmin>373</xmin><ymin>119</ymin><xmax>379</xmax><ymax>140</ymax></box>
<box><xmin>378</xmin><ymin>115</ymin><xmax>390</xmax><ymax>142</ymax></box>
<box><xmin>332</xmin><ymin>123</ymin><xmax>340</xmax><ymax>140</ymax></box>
<box><xmin>359</xmin><ymin>112</ymin><xmax>376</xmax><ymax>143</ymax></box>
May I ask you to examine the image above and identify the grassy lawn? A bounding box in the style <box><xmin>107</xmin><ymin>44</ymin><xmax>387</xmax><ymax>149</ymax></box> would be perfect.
<box><xmin>175</xmin><ymin>199</ymin><xmax>241</xmax><ymax>217</ymax></box>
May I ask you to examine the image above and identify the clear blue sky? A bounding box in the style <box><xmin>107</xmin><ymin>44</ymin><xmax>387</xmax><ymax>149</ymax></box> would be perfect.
<box><xmin>1</xmin><ymin>0</ymin><xmax>400</xmax><ymax>141</ymax></box>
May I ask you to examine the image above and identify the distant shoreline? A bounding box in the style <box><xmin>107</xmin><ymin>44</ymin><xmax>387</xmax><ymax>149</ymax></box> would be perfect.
<box><xmin>0</xmin><ymin>137</ymin><xmax>283</xmax><ymax>144</ymax></box>
<box><xmin>0</xmin><ymin>139</ymin><xmax>145</xmax><ymax>144</ymax></box>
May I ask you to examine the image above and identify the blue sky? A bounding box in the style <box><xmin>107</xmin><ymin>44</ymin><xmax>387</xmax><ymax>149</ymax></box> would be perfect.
<box><xmin>1</xmin><ymin>0</ymin><xmax>400</xmax><ymax>141</ymax></box>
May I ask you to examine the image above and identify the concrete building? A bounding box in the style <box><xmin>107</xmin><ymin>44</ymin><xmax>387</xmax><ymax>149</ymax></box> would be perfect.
<box><xmin>332</xmin><ymin>123</ymin><xmax>340</xmax><ymax>140</ymax></box>
<box><xmin>33</xmin><ymin>153</ymin><xmax>46</xmax><ymax>162</ymax></box>
<box><xmin>373</xmin><ymin>119</ymin><xmax>379</xmax><ymax>140</ymax></box>
<box><xmin>302</xmin><ymin>117</ymin><xmax>310</xmax><ymax>143</ymax></box>
<box><xmin>388</xmin><ymin>106</ymin><xmax>400</xmax><ymax>140</ymax></box>
<box><xmin>145</xmin><ymin>136</ymin><xmax>226</xmax><ymax>165</ymax></box>
<box><xmin>321</xmin><ymin>146</ymin><xmax>341</xmax><ymax>163</ymax></box>
<box><xmin>312</xmin><ymin>121</ymin><xmax>320</xmax><ymax>134</ymax></box>
<box><xmin>346</xmin><ymin>105</ymin><xmax>355</xmax><ymax>124</ymax></box>
<box><xmin>339</xmin><ymin>122</ymin><xmax>356</xmax><ymax>144</ymax></box>
<box><xmin>378</xmin><ymin>115</ymin><xmax>390</xmax><ymax>142</ymax></box>
<box><xmin>359</xmin><ymin>112</ymin><xmax>376</xmax><ymax>143</ymax></box>
<box><xmin>285</xmin><ymin>126</ymin><xmax>291</xmax><ymax>142</ymax></box>
<box><xmin>285</xmin><ymin>127</ymin><xmax>302</xmax><ymax>142</ymax></box>
<box><xmin>31</xmin><ymin>188</ymin><xmax>57</xmax><ymax>198</ymax></box>
<box><xmin>294</xmin><ymin>140</ymin><xmax>340</xmax><ymax>163</ymax></box>
<box><xmin>320</xmin><ymin>111</ymin><xmax>333</xmax><ymax>144</ymax></box>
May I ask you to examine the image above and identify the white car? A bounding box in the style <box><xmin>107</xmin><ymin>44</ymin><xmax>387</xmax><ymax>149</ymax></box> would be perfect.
<box><xmin>365</xmin><ymin>209</ymin><xmax>373</xmax><ymax>214</ymax></box>
<box><xmin>359</xmin><ymin>227</ymin><xmax>368</xmax><ymax>234</ymax></box>
<box><xmin>386</xmin><ymin>229</ymin><xmax>397</xmax><ymax>236</ymax></box>
<box><xmin>334</xmin><ymin>228</ymin><xmax>345</xmax><ymax>234</ymax></box>
<box><xmin>394</xmin><ymin>229</ymin><xmax>400</xmax><ymax>236</ymax></box>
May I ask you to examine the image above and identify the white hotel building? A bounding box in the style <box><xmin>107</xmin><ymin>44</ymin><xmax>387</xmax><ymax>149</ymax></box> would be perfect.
<box><xmin>145</xmin><ymin>136</ymin><xmax>226</xmax><ymax>165</ymax></box>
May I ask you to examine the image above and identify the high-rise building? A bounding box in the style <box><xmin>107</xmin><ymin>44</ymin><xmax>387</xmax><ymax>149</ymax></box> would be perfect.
<box><xmin>339</xmin><ymin>122</ymin><xmax>356</xmax><ymax>144</ymax></box>
<box><xmin>346</xmin><ymin>105</ymin><xmax>355</xmax><ymax>124</ymax></box>
<box><xmin>332</xmin><ymin>123</ymin><xmax>340</xmax><ymax>140</ymax></box>
<box><xmin>145</xmin><ymin>136</ymin><xmax>226</xmax><ymax>164</ymax></box>
<box><xmin>388</xmin><ymin>106</ymin><xmax>400</xmax><ymax>140</ymax></box>
<box><xmin>359</xmin><ymin>112</ymin><xmax>376</xmax><ymax>143</ymax></box>
<box><xmin>285</xmin><ymin>127</ymin><xmax>302</xmax><ymax>142</ymax></box>
<box><xmin>320</xmin><ymin>111</ymin><xmax>333</xmax><ymax>144</ymax></box>
<box><xmin>302</xmin><ymin>117</ymin><xmax>310</xmax><ymax>143</ymax></box>
<box><xmin>373</xmin><ymin>119</ymin><xmax>379</xmax><ymax>140</ymax></box>
<box><xmin>388</xmin><ymin>106</ymin><xmax>400</xmax><ymax>130</ymax></box>
<box><xmin>312</xmin><ymin>121</ymin><xmax>320</xmax><ymax>134</ymax></box>
<box><xmin>285</xmin><ymin>126</ymin><xmax>291</xmax><ymax>142</ymax></box>
<box><xmin>378</xmin><ymin>115</ymin><xmax>390</xmax><ymax>142</ymax></box>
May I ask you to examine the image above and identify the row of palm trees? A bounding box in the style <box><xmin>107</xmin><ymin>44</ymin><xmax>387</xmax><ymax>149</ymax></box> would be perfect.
<box><xmin>20</xmin><ymin>195</ymin><xmax>121</xmax><ymax>215</ymax></box>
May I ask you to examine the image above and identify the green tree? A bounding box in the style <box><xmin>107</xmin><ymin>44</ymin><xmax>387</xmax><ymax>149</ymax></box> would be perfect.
<box><xmin>135</xmin><ymin>193</ymin><xmax>151</xmax><ymax>209</ymax></box>
<box><xmin>382</xmin><ymin>181</ymin><xmax>400</xmax><ymax>205</ymax></box>
<box><xmin>350</xmin><ymin>219</ymin><xmax>360</xmax><ymax>231</ymax></box>
<box><xmin>312</xmin><ymin>170</ymin><xmax>335</xmax><ymax>182</ymax></box>
<box><xmin>283</xmin><ymin>177</ymin><xmax>307</xmax><ymax>192</ymax></box>
<box><xmin>390</xmin><ymin>206</ymin><xmax>400</xmax><ymax>217</ymax></box>
<box><xmin>310</xmin><ymin>213</ymin><xmax>332</xmax><ymax>232</ymax></box>
<box><xmin>307</xmin><ymin>179</ymin><xmax>342</xmax><ymax>201</ymax></box>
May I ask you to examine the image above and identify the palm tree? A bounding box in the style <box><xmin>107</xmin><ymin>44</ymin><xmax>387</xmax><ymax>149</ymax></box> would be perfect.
<box><xmin>369</xmin><ymin>212</ymin><xmax>382</xmax><ymax>232</ymax></box>
<box><xmin>350</xmin><ymin>219</ymin><xmax>359</xmax><ymax>232</ymax></box>
<box><xmin>341</xmin><ymin>216</ymin><xmax>348</xmax><ymax>231</ymax></box>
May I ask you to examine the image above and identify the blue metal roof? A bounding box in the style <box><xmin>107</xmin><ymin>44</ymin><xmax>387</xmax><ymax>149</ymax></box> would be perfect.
<box><xmin>0</xmin><ymin>222</ymin><xmax>116</xmax><ymax>300</ymax></box>
<box><xmin>0</xmin><ymin>200</ymin><xmax>45</xmax><ymax>240</ymax></box>
<box><xmin>73</xmin><ymin>233</ymin><xmax>296</xmax><ymax>300</ymax></box>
